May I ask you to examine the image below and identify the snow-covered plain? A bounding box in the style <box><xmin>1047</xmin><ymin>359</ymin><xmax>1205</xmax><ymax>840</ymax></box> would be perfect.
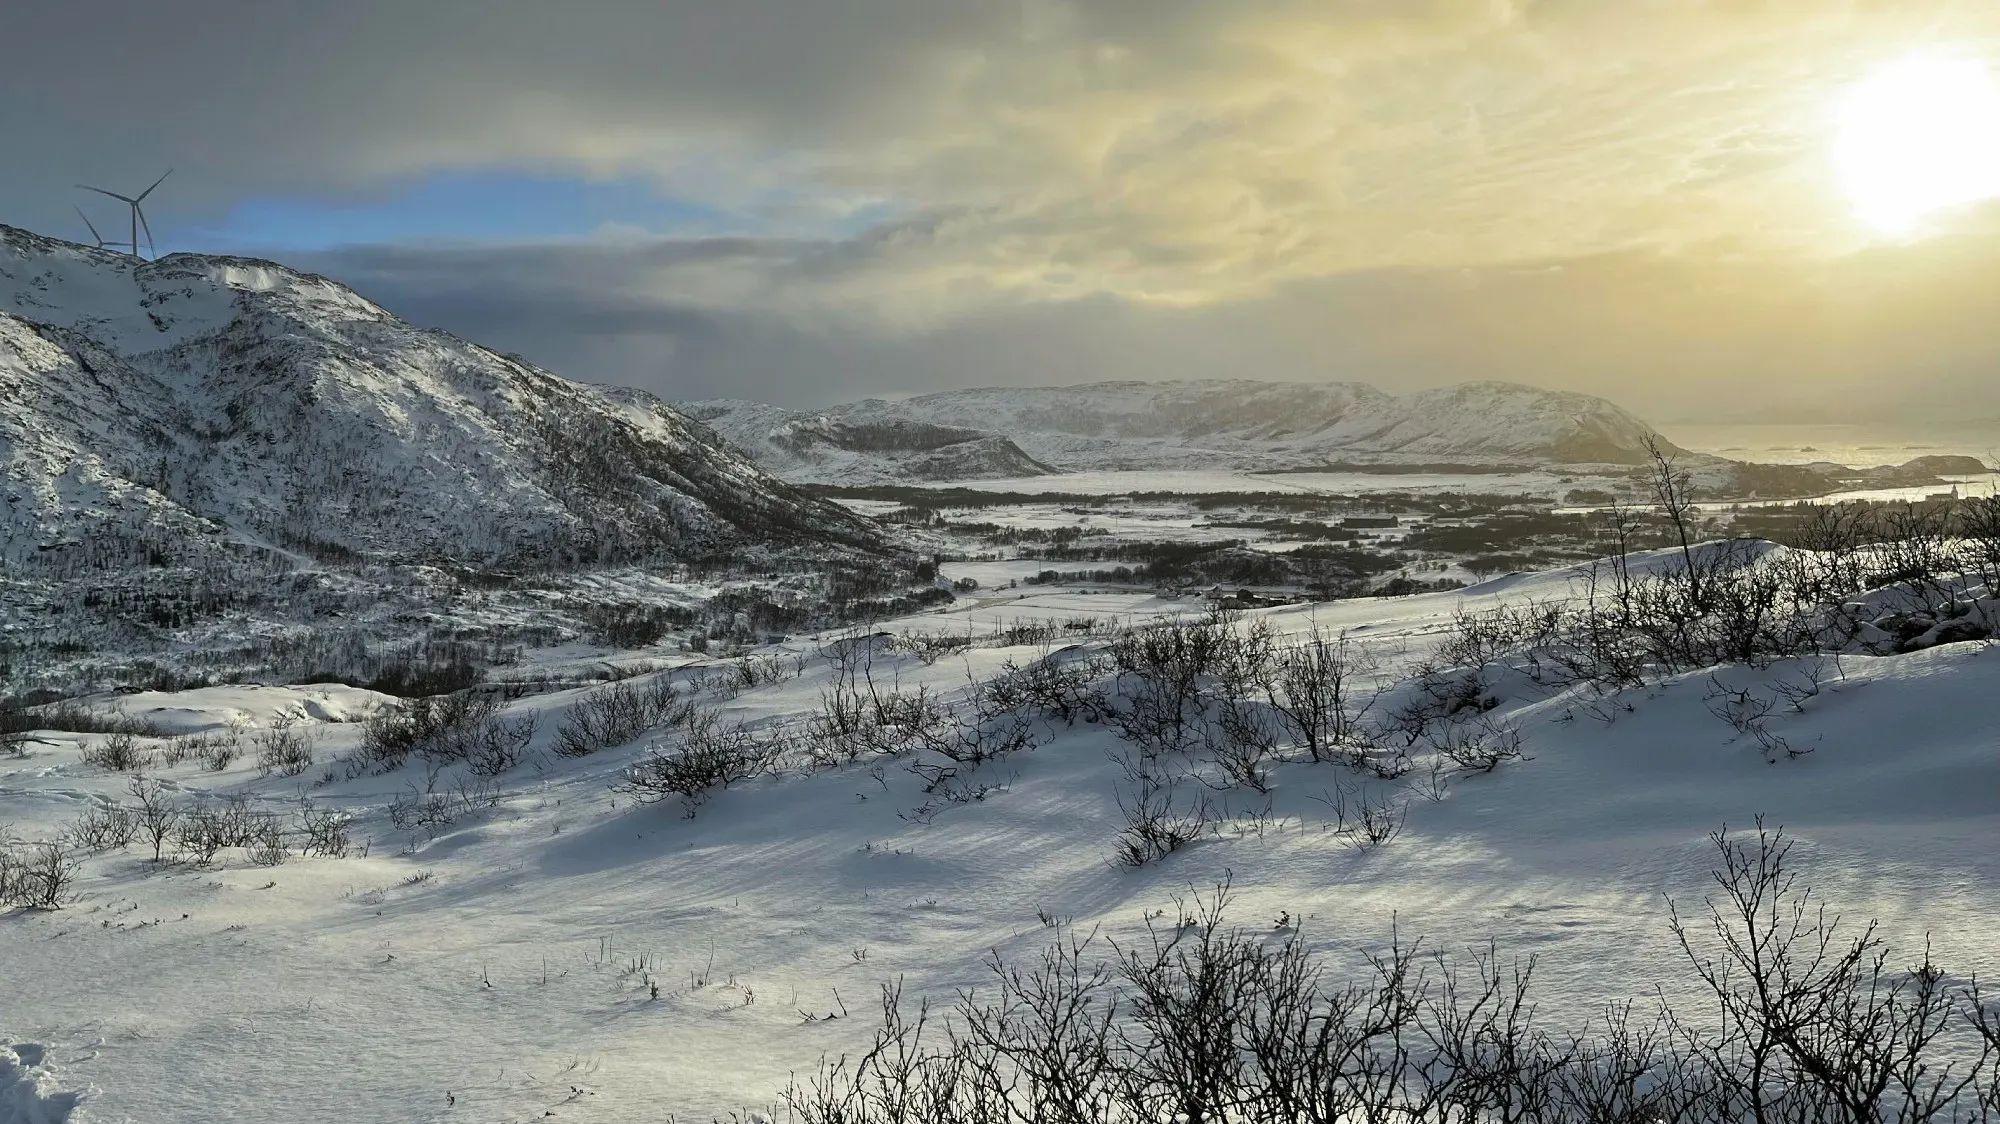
<box><xmin>4</xmin><ymin>554</ymin><xmax>1998</xmax><ymax>1122</ymax></box>
<box><xmin>933</xmin><ymin>469</ymin><xmax>1587</xmax><ymax>498</ymax></box>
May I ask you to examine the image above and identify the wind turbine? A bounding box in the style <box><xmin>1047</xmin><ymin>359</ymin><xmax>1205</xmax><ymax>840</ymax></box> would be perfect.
<box><xmin>76</xmin><ymin>169</ymin><xmax>172</xmax><ymax>259</ymax></box>
<box><xmin>73</xmin><ymin>205</ymin><xmax>116</xmax><ymax>250</ymax></box>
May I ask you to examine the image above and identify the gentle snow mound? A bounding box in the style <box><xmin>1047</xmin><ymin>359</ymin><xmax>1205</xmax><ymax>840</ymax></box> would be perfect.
<box><xmin>83</xmin><ymin>683</ymin><xmax>400</xmax><ymax>734</ymax></box>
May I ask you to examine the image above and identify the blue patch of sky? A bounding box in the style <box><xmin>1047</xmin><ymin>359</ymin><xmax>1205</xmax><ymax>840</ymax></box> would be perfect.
<box><xmin>182</xmin><ymin>169</ymin><xmax>897</xmax><ymax>253</ymax></box>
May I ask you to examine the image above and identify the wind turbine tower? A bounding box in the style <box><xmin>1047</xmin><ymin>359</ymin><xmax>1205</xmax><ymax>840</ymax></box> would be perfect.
<box><xmin>76</xmin><ymin>169</ymin><xmax>172</xmax><ymax>259</ymax></box>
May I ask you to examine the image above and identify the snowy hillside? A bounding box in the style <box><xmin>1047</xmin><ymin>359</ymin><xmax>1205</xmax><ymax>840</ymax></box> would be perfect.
<box><xmin>689</xmin><ymin>379</ymin><xmax>1676</xmax><ymax>483</ymax></box>
<box><xmin>681</xmin><ymin>399</ymin><xmax>1055</xmax><ymax>485</ymax></box>
<box><xmin>3</xmin><ymin>542</ymin><xmax>1998</xmax><ymax>1121</ymax></box>
<box><xmin>0</xmin><ymin>225</ymin><xmax>880</xmax><ymax>573</ymax></box>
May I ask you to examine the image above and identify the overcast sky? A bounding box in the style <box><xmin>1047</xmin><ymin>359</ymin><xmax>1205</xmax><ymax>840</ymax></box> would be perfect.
<box><xmin>6</xmin><ymin>1</ymin><xmax>2000</xmax><ymax>421</ymax></box>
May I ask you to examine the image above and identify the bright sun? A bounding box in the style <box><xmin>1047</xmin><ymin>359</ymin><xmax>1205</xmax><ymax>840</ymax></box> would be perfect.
<box><xmin>1833</xmin><ymin>52</ymin><xmax>2000</xmax><ymax>234</ymax></box>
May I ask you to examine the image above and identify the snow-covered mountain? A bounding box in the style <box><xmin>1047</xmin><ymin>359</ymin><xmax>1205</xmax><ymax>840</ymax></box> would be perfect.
<box><xmin>0</xmin><ymin>226</ymin><xmax>879</xmax><ymax>573</ymax></box>
<box><xmin>680</xmin><ymin>399</ymin><xmax>1056</xmax><ymax>484</ymax></box>
<box><xmin>689</xmin><ymin>379</ymin><xmax>1676</xmax><ymax>483</ymax></box>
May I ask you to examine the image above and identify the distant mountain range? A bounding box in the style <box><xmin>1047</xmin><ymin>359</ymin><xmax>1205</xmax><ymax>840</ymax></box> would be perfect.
<box><xmin>0</xmin><ymin>225</ymin><xmax>879</xmax><ymax>575</ymax></box>
<box><xmin>686</xmin><ymin>380</ymin><xmax>1678</xmax><ymax>484</ymax></box>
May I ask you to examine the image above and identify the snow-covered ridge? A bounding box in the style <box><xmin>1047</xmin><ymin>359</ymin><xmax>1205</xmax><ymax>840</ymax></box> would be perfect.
<box><xmin>0</xmin><ymin>225</ymin><xmax>880</xmax><ymax>572</ymax></box>
<box><xmin>687</xmin><ymin>379</ymin><xmax>1676</xmax><ymax>484</ymax></box>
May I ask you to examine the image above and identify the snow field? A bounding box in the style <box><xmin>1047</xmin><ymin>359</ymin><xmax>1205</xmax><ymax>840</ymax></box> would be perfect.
<box><xmin>1</xmin><ymin>560</ymin><xmax>1998</xmax><ymax>1120</ymax></box>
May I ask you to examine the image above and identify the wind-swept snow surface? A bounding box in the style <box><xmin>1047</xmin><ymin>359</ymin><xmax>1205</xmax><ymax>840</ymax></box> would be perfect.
<box><xmin>3</xmin><ymin>551</ymin><xmax>1999</xmax><ymax>1120</ymax></box>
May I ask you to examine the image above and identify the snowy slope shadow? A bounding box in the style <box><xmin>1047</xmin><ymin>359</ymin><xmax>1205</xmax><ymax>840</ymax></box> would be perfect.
<box><xmin>0</xmin><ymin>1043</ymin><xmax>84</xmax><ymax>1124</ymax></box>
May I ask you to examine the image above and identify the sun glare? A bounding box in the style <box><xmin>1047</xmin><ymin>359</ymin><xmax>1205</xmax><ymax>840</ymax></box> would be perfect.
<box><xmin>1833</xmin><ymin>52</ymin><xmax>2000</xmax><ymax>235</ymax></box>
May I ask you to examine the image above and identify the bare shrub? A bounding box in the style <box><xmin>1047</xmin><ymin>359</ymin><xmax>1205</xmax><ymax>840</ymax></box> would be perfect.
<box><xmin>1962</xmin><ymin>494</ymin><xmax>2000</xmax><ymax>594</ymax></box>
<box><xmin>1382</xmin><ymin>663</ymin><xmax>1498</xmax><ymax>749</ymax></box>
<box><xmin>986</xmin><ymin>646</ymin><xmax>1108</xmax><ymax>726</ymax></box>
<box><xmin>128</xmin><ymin>776</ymin><xmax>180</xmax><ymax>862</ymax></box>
<box><xmin>1205</xmin><ymin>723</ymin><xmax>1278</xmax><ymax>794</ymax></box>
<box><xmin>1868</xmin><ymin>501</ymin><xmax>1962</xmax><ymax>603</ymax></box>
<box><xmin>1665</xmin><ymin>819</ymin><xmax>1999</xmax><ymax>1121</ymax></box>
<box><xmin>889</xmin><ymin>626</ymin><xmax>981</xmax><ymax>665</ymax></box>
<box><xmin>1644</xmin><ymin>434</ymin><xmax>1709</xmax><ymax>609</ymax></box>
<box><xmin>801</xmin><ymin>666</ymin><xmax>956</xmax><ymax>768</ymax></box>
<box><xmin>1423</xmin><ymin>485</ymin><xmax>1979</xmax><ymax>701</ymax></box>
<box><xmin>388</xmin><ymin>788</ymin><xmax>454</xmax><ymax>836</ymax></box>
<box><xmin>801</xmin><ymin>685</ymin><xmax>877</xmax><ymax>768</ymax></box>
<box><xmin>201</xmin><ymin>734</ymin><xmax>241</xmax><ymax>771</ymax></box>
<box><xmin>731</xmin><ymin>653</ymin><xmax>800</xmax><ymax>689</ymax></box>
<box><xmin>388</xmin><ymin>775</ymin><xmax>502</xmax><ymax>840</ymax></box>
<box><xmin>462</xmin><ymin>709</ymin><xmax>539</xmax><ymax>776</ymax></box>
<box><xmin>255</xmin><ymin>719</ymin><xmax>315</xmax><ymax>777</ymax></box>
<box><xmin>157</xmin><ymin>731</ymin><xmax>245</xmax><ymax>770</ymax></box>
<box><xmin>867</xmin><ymin>685</ymin><xmax>948</xmax><ymax>749</ymax></box>
<box><xmin>159</xmin><ymin>734</ymin><xmax>197</xmax><ymax>767</ymax></box>
<box><xmin>1111</xmin><ymin>761</ymin><xmax>1215</xmax><ymax>867</ymax></box>
<box><xmin>1437</xmin><ymin>600</ymin><xmax>1565</xmax><ymax>674</ymax></box>
<box><xmin>1314</xmin><ymin>782</ymin><xmax>1407</xmax><ymax>851</ymax></box>
<box><xmin>1426</xmin><ymin>716</ymin><xmax>1527</xmax><ymax>774</ymax></box>
<box><xmin>0</xmin><ymin>699</ymin><xmax>161</xmax><ymax>740</ymax></box>
<box><xmin>81</xmin><ymin>731</ymin><xmax>151</xmax><ymax>771</ymax></box>
<box><xmin>0</xmin><ymin>841</ymin><xmax>81</xmax><ymax>910</ymax></box>
<box><xmin>174</xmin><ymin>810</ymin><xmax>229</xmax><ymax>866</ymax></box>
<box><xmin>359</xmin><ymin>690</ymin><xmax>538</xmax><ymax>774</ymax></box>
<box><xmin>551</xmin><ymin>677</ymin><xmax>693</xmax><ymax>758</ymax></box>
<box><xmin>1269</xmin><ymin>625</ymin><xmax>1376</xmax><ymax>763</ymax></box>
<box><xmin>298</xmin><ymin>798</ymin><xmax>352</xmax><ymax>857</ymax></box>
<box><xmin>910</xmin><ymin>676</ymin><xmax>1047</xmax><ymax>770</ymax></box>
<box><xmin>247</xmin><ymin>817</ymin><xmax>289</xmax><ymax>866</ymax></box>
<box><xmin>1107</xmin><ymin>618</ymin><xmax>1231</xmax><ymax>756</ymax></box>
<box><xmin>616</xmin><ymin>709</ymin><xmax>779</xmax><ymax>815</ymax></box>
<box><xmin>65</xmin><ymin>804</ymin><xmax>138</xmax><ymax>852</ymax></box>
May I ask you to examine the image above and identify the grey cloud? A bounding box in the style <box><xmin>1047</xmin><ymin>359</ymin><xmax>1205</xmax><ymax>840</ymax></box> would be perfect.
<box><xmin>298</xmin><ymin>229</ymin><xmax>2000</xmax><ymax>421</ymax></box>
<box><xmin>10</xmin><ymin>2</ymin><xmax>2000</xmax><ymax>422</ymax></box>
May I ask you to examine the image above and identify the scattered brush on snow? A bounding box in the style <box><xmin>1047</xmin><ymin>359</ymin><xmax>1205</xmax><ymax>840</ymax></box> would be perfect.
<box><xmin>297</xmin><ymin>797</ymin><xmax>353</xmax><ymax>858</ymax></box>
<box><xmin>356</xmin><ymin>690</ymin><xmax>538</xmax><ymax>776</ymax></box>
<box><xmin>11</xmin><ymin>775</ymin><xmax>364</xmax><ymax>879</ymax></box>
<box><xmin>616</xmin><ymin>708</ymin><xmax>783</xmax><ymax>816</ymax></box>
<box><xmin>2</xmin><ymin>698</ymin><xmax>163</xmax><ymax>758</ymax></box>
<box><xmin>63</xmin><ymin>804</ymin><xmax>140</xmax><ymax>852</ymax></box>
<box><xmin>983</xmin><ymin>644</ymin><xmax>1109</xmax><ymax>727</ymax></box>
<box><xmin>551</xmin><ymin>677</ymin><xmax>700</xmax><ymax>758</ymax></box>
<box><xmin>387</xmin><ymin>773</ymin><xmax>504</xmax><ymax>842</ymax></box>
<box><xmin>254</xmin><ymin>717</ymin><xmax>316</xmax><ymax>777</ymax></box>
<box><xmin>0</xmin><ymin>840</ymin><xmax>80</xmax><ymax>910</ymax></box>
<box><xmin>79</xmin><ymin>730</ymin><xmax>151</xmax><ymax>771</ymax></box>
<box><xmin>1428</xmin><ymin>446</ymin><xmax>2000</xmax><ymax>711</ymax></box>
<box><xmin>786</xmin><ymin>825</ymin><xmax>2000</xmax><ymax>1123</ymax></box>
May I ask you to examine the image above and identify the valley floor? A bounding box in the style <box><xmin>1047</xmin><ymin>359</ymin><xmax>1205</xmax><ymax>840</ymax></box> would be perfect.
<box><xmin>4</xmin><ymin>567</ymin><xmax>2000</xmax><ymax>1122</ymax></box>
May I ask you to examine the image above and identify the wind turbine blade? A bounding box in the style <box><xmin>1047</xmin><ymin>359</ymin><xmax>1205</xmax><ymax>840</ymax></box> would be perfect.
<box><xmin>78</xmin><ymin>184</ymin><xmax>137</xmax><ymax>204</ymax></box>
<box><xmin>135</xmin><ymin>168</ymin><xmax>174</xmax><ymax>201</ymax></box>
<box><xmin>74</xmin><ymin>205</ymin><xmax>106</xmax><ymax>244</ymax></box>
<box><xmin>138</xmin><ymin>208</ymin><xmax>156</xmax><ymax>258</ymax></box>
